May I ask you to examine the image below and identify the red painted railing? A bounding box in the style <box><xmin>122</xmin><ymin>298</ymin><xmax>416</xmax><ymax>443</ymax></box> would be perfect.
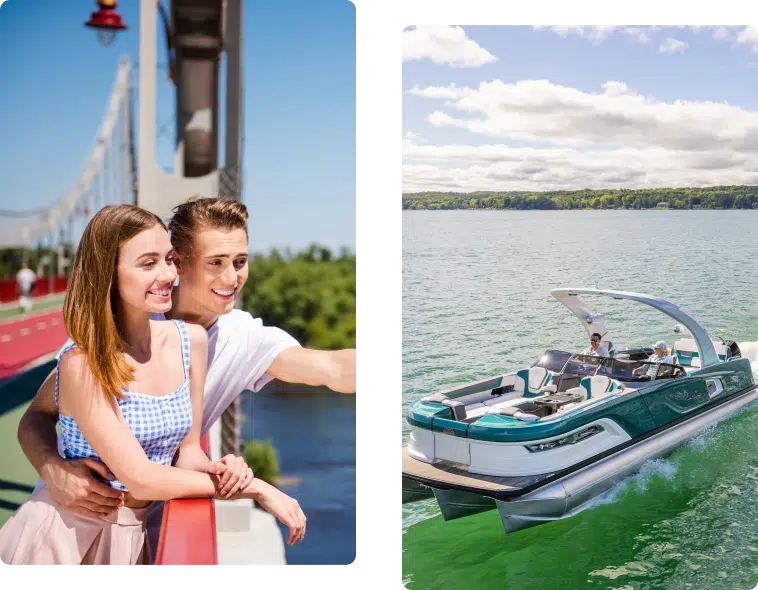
<box><xmin>154</xmin><ymin>434</ymin><xmax>218</xmax><ymax>564</ymax></box>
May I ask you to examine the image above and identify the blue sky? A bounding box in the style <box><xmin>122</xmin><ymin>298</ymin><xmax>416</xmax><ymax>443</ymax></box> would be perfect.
<box><xmin>0</xmin><ymin>0</ymin><xmax>355</xmax><ymax>254</ymax></box>
<box><xmin>402</xmin><ymin>26</ymin><xmax>758</xmax><ymax>192</ymax></box>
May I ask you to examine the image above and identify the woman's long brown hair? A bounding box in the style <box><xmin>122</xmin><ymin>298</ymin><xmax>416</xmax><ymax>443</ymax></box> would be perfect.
<box><xmin>63</xmin><ymin>205</ymin><xmax>166</xmax><ymax>399</ymax></box>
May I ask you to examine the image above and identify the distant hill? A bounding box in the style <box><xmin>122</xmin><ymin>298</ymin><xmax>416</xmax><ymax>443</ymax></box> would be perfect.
<box><xmin>402</xmin><ymin>186</ymin><xmax>758</xmax><ymax>210</ymax></box>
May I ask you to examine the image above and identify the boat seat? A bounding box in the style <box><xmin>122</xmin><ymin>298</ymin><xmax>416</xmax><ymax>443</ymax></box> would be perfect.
<box><xmin>467</xmin><ymin>399</ymin><xmax>530</xmax><ymax>421</ymax></box>
<box><xmin>673</xmin><ymin>339</ymin><xmax>699</xmax><ymax>367</ymax></box>
<box><xmin>422</xmin><ymin>392</ymin><xmax>449</xmax><ymax>403</ymax></box>
<box><xmin>484</xmin><ymin>397</ymin><xmax>527</xmax><ymax>411</ymax></box>
<box><xmin>515</xmin><ymin>367</ymin><xmax>551</xmax><ymax>398</ymax></box>
<box><xmin>579</xmin><ymin>376</ymin><xmax>618</xmax><ymax>401</ymax></box>
<box><xmin>673</xmin><ymin>338</ymin><xmax>728</xmax><ymax>367</ymax></box>
<box><xmin>483</xmin><ymin>396</ymin><xmax>510</xmax><ymax>407</ymax></box>
<box><xmin>424</xmin><ymin>398</ymin><xmax>466</xmax><ymax>420</ymax></box>
<box><xmin>464</xmin><ymin>403</ymin><xmax>490</xmax><ymax>419</ymax></box>
<box><xmin>466</xmin><ymin>402</ymin><xmax>487</xmax><ymax>418</ymax></box>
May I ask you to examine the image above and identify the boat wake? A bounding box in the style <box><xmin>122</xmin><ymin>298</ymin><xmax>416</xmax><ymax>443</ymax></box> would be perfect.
<box><xmin>586</xmin><ymin>396</ymin><xmax>758</xmax><ymax>512</ymax></box>
<box><xmin>738</xmin><ymin>340</ymin><xmax>758</xmax><ymax>378</ymax></box>
<box><xmin>402</xmin><ymin>499</ymin><xmax>442</xmax><ymax>532</ymax></box>
<box><xmin>585</xmin><ymin>457</ymin><xmax>680</xmax><ymax>509</ymax></box>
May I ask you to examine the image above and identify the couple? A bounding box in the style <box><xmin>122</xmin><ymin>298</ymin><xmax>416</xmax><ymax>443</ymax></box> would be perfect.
<box><xmin>0</xmin><ymin>197</ymin><xmax>356</xmax><ymax>565</ymax></box>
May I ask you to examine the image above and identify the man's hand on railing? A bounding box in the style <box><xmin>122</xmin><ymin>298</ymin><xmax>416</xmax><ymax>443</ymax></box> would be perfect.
<box><xmin>41</xmin><ymin>457</ymin><xmax>124</xmax><ymax>519</ymax></box>
<box><xmin>205</xmin><ymin>454</ymin><xmax>254</xmax><ymax>498</ymax></box>
<box><xmin>242</xmin><ymin>479</ymin><xmax>306</xmax><ymax>546</ymax></box>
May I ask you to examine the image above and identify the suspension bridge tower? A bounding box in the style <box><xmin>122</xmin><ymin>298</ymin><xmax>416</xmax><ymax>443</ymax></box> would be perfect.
<box><xmin>88</xmin><ymin>0</ymin><xmax>245</xmax><ymax>457</ymax></box>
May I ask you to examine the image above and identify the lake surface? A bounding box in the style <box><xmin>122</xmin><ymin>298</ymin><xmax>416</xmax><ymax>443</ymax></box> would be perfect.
<box><xmin>243</xmin><ymin>386</ymin><xmax>355</xmax><ymax>565</ymax></box>
<box><xmin>402</xmin><ymin>210</ymin><xmax>758</xmax><ymax>589</ymax></box>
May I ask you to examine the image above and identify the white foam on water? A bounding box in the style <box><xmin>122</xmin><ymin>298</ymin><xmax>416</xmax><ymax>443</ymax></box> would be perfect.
<box><xmin>585</xmin><ymin>457</ymin><xmax>681</xmax><ymax>509</ymax></box>
<box><xmin>686</xmin><ymin>424</ymin><xmax>720</xmax><ymax>451</ymax></box>
<box><xmin>736</xmin><ymin>340</ymin><xmax>758</xmax><ymax>378</ymax></box>
<box><xmin>402</xmin><ymin>498</ymin><xmax>441</xmax><ymax>531</ymax></box>
<box><xmin>585</xmin><ymin>399</ymin><xmax>758</xmax><ymax>511</ymax></box>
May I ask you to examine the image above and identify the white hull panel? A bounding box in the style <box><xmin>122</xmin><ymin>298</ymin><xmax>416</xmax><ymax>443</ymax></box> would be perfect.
<box><xmin>468</xmin><ymin>418</ymin><xmax>632</xmax><ymax>477</ymax></box>
<box><xmin>408</xmin><ymin>417</ymin><xmax>633</xmax><ymax>477</ymax></box>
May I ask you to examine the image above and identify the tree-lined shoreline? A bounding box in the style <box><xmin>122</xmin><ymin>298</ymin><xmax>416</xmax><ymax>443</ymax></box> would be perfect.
<box><xmin>402</xmin><ymin>186</ymin><xmax>758</xmax><ymax>211</ymax></box>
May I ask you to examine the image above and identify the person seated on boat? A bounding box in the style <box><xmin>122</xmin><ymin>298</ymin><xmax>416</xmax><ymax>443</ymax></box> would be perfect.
<box><xmin>580</xmin><ymin>333</ymin><xmax>610</xmax><ymax>357</ymax></box>
<box><xmin>632</xmin><ymin>341</ymin><xmax>676</xmax><ymax>378</ymax></box>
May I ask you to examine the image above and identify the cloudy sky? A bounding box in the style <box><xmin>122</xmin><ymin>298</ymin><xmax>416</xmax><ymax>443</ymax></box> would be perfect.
<box><xmin>403</xmin><ymin>25</ymin><xmax>758</xmax><ymax>193</ymax></box>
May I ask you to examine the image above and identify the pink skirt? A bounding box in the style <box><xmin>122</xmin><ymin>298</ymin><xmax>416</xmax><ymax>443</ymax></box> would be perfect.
<box><xmin>0</xmin><ymin>486</ymin><xmax>150</xmax><ymax>565</ymax></box>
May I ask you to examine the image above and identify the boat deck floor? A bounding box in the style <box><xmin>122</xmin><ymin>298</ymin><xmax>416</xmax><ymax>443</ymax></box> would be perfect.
<box><xmin>402</xmin><ymin>446</ymin><xmax>555</xmax><ymax>498</ymax></box>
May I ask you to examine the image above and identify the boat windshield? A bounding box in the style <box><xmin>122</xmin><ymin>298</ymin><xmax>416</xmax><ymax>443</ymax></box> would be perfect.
<box><xmin>533</xmin><ymin>350</ymin><xmax>687</xmax><ymax>382</ymax></box>
<box><xmin>532</xmin><ymin>350</ymin><xmax>574</xmax><ymax>372</ymax></box>
<box><xmin>598</xmin><ymin>359</ymin><xmax>686</xmax><ymax>382</ymax></box>
<box><xmin>562</xmin><ymin>354</ymin><xmax>605</xmax><ymax>376</ymax></box>
<box><xmin>594</xmin><ymin>357</ymin><xmax>641</xmax><ymax>381</ymax></box>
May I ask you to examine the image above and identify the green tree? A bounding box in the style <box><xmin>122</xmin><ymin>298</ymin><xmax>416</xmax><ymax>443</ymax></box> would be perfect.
<box><xmin>402</xmin><ymin>185</ymin><xmax>758</xmax><ymax>211</ymax></box>
<box><xmin>241</xmin><ymin>245</ymin><xmax>356</xmax><ymax>350</ymax></box>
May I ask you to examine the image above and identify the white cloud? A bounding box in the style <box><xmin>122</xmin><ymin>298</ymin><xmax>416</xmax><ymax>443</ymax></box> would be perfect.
<box><xmin>533</xmin><ymin>25</ymin><xmax>619</xmax><ymax>44</ymax></box>
<box><xmin>534</xmin><ymin>25</ymin><xmax>749</xmax><ymax>50</ymax></box>
<box><xmin>403</xmin><ymin>139</ymin><xmax>758</xmax><ymax>192</ymax></box>
<box><xmin>404</xmin><ymin>131</ymin><xmax>426</xmax><ymax>144</ymax></box>
<box><xmin>622</xmin><ymin>27</ymin><xmax>651</xmax><ymax>44</ymax></box>
<box><xmin>403</xmin><ymin>27</ymin><xmax>758</xmax><ymax>192</ymax></box>
<box><xmin>408</xmin><ymin>79</ymin><xmax>758</xmax><ymax>152</ymax></box>
<box><xmin>736</xmin><ymin>26</ymin><xmax>758</xmax><ymax>52</ymax></box>
<box><xmin>659</xmin><ymin>38</ymin><xmax>687</xmax><ymax>54</ymax></box>
<box><xmin>403</xmin><ymin>79</ymin><xmax>758</xmax><ymax>192</ymax></box>
<box><xmin>402</xmin><ymin>26</ymin><xmax>496</xmax><ymax>67</ymax></box>
<box><xmin>712</xmin><ymin>26</ymin><xmax>730</xmax><ymax>41</ymax></box>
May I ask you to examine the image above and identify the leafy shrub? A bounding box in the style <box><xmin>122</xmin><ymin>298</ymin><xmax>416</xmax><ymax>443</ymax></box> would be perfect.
<box><xmin>243</xmin><ymin>439</ymin><xmax>280</xmax><ymax>486</ymax></box>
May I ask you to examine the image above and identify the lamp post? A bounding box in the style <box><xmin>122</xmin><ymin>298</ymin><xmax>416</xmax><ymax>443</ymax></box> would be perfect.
<box><xmin>85</xmin><ymin>0</ymin><xmax>175</xmax><ymax>80</ymax></box>
<box><xmin>85</xmin><ymin>0</ymin><xmax>127</xmax><ymax>47</ymax></box>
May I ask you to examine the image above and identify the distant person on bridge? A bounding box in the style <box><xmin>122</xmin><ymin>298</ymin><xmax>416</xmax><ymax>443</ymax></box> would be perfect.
<box><xmin>16</xmin><ymin>197</ymin><xmax>355</xmax><ymax>564</ymax></box>
<box><xmin>1</xmin><ymin>205</ymin><xmax>306</xmax><ymax>565</ymax></box>
<box><xmin>16</xmin><ymin>262</ymin><xmax>37</xmax><ymax>313</ymax></box>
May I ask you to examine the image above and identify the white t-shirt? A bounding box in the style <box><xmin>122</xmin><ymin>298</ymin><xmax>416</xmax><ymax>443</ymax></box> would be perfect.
<box><xmin>50</xmin><ymin>309</ymin><xmax>300</xmax><ymax>456</ymax></box>
<box><xmin>16</xmin><ymin>268</ymin><xmax>36</xmax><ymax>293</ymax></box>
<box><xmin>580</xmin><ymin>342</ymin><xmax>610</xmax><ymax>357</ymax></box>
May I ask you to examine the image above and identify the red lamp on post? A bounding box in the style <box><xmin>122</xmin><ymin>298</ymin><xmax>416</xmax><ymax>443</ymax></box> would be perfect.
<box><xmin>85</xmin><ymin>0</ymin><xmax>128</xmax><ymax>47</ymax></box>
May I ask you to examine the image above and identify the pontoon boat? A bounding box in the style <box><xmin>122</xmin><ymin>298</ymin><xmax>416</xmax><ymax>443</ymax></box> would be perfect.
<box><xmin>402</xmin><ymin>289</ymin><xmax>756</xmax><ymax>533</ymax></box>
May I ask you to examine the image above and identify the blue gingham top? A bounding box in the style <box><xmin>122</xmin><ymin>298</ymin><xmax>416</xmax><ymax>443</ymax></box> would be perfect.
<box><xmin>55</xmin><ymin>319</ymin><xmax>194</xmax><ymax>492</ymax></box>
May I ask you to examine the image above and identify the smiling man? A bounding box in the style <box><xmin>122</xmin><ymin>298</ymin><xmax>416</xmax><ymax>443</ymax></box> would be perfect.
<box><xmin>17</xmin><ymin>197</ymin><xmax>356</xmax><ymax>556</ymax></box>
